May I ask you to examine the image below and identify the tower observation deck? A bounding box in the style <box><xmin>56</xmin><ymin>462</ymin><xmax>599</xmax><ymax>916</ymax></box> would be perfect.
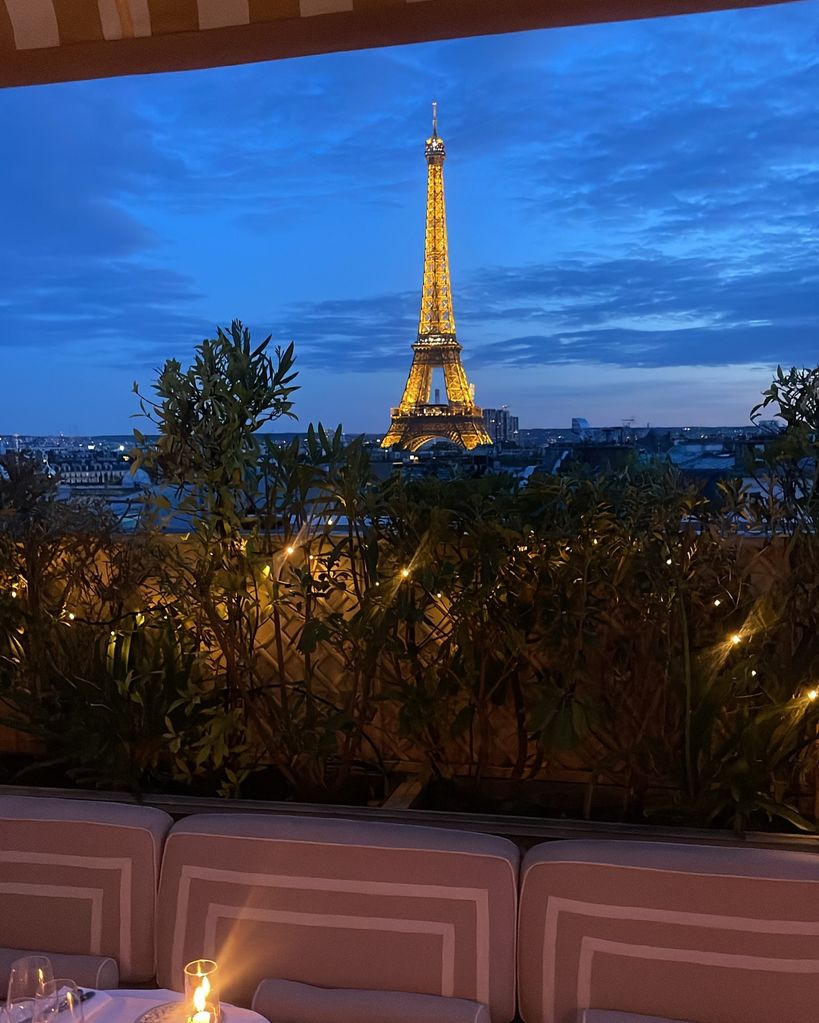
<box><xmin>381</xmin><ymin>104</ymin><xmax>491</xmax><ymax>452</ymax></box>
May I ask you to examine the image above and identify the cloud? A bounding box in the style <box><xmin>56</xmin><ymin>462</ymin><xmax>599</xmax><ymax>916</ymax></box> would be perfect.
<box><xmin>269</xmin><ymin>244</ymin><xmax>818</xmax><ymax>376</ymax></box>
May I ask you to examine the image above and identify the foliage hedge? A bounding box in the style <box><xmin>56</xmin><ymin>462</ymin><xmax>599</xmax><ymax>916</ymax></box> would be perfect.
<box><xmin>1</xmin><ymin>324</ymin><xmax>818</xmax><ymax>833</ymax></box>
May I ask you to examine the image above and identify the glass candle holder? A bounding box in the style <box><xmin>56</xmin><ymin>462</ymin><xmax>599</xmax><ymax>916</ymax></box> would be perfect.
<box><xmin>184</xmin><ymin>960</ymin><xmax>220</xmax><ymax>1023</ymax></box>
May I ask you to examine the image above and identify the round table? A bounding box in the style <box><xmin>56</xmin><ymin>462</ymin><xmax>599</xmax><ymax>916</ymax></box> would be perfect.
<box><xmin>87</xmin><ymin>991</ymin><xmax>266</xmax><ymax>1023</ymax></box>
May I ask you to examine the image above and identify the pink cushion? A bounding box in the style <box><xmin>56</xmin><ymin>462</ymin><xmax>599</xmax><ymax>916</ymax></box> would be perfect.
<box><xmin>0</xmin><ymin>795</ymin><xmax>173</xmax><ymax>983</ymax></box>
<box><xmin>0</xmin><ymin>947</ymin><xmax>118</xmax><ymax>989</ymax></box>
<box><xmin>156</xmin><ymin>814</ymin><xmax>519</xmax><ymax>1020</ymax></box>
<box><xmin>518</xmin><ymin>839</ymin><xmax>819</xmax><ymax>1023</ymax></box>
<box><xmin>252</xmin><ymin>977</ymin><xmax>491</xmax><ymax>1023</ymax></box>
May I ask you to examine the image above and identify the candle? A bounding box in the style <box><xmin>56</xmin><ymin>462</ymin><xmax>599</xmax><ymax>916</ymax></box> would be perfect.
<box><xmin>191</xmin><ymin>976</ymin><xmax>211</xmax><ymax>1023</ymax></box>
<box><xmin>184</xmin><ymin>960</ymin><xmax>220</xmax><ymax>1023</ymax></box>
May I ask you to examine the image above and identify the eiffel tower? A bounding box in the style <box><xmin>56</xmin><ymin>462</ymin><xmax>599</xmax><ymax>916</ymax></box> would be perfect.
<box><xmin>382</xmin><ymin>104</ymin><xmax>491</xmax><ymax>452</ymax></box>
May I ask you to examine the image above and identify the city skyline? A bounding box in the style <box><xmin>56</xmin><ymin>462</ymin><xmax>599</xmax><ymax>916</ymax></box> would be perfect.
<box><xmin>0</xmin><ymin>2</ymin><xmax>817</xmax><ymax>435</ymax></box>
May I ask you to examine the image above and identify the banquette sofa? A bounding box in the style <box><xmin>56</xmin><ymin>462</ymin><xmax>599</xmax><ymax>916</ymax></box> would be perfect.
<box><xmin>1</xmin><ymin>795</ymin><xmax>818</xmax><ymax>1023</ymax></box>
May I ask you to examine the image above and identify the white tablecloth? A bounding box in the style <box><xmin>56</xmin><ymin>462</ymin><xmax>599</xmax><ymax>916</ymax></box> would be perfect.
<box><xmin>86</xmin><ymin>990</ymin><xmax>265</xmax><ymax>1023</ymax></box>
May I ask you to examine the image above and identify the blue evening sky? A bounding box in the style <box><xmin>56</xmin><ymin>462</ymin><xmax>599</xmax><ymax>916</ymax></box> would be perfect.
<box><xmin>0</xmin><ymin>1</ymin><xmax>817</xmax><ymax>435</ymax></box>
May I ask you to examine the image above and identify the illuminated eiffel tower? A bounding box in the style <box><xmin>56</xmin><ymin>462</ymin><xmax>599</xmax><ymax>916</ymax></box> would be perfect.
<box><xmin>382</xmin><ymin>104</ymin><xmax>491</xmax><ymax>452</ymax></box>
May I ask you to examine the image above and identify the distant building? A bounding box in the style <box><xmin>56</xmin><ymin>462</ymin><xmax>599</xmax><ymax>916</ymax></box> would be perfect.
<box><xmin>46</xmin><ymin>449</ymin><xmax>130</xmax><ymax>486</ymax></box>
<box><xmin>482</xmin><ymin>407</ymin><xmax>519</xmax><ymax>446</ymax></box>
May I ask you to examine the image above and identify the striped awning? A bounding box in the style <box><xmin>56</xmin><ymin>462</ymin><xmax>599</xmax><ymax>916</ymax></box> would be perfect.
<box><xmin>0</xmin><ymin>0</ymin><xmax>794</xmax><ymax>89</ymax></box>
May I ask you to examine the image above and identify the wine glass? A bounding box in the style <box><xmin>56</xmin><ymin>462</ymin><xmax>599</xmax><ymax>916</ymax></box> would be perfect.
<box><xmin>34</xmin><ymin>981</ymin><xmax>84</xmax><ymax>1023</ymax></box>
<box><xmin>4</xmin><ymin>998</ymin><xmax>36</xmax><ymax>1023</ymax></box>
<box><xmin>6</xmin><ymin>957</ymin><xmax>54</xmax><ymax>1023</ymax></box>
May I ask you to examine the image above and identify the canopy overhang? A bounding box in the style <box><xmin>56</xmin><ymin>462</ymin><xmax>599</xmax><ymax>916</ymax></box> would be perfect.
<box><xmin>0</xmin><ymin>0</ymin><xmax>797</xmax><ymax>89</ymax></box>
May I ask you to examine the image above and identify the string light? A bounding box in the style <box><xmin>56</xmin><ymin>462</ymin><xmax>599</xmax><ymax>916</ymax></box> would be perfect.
<box><xmin>808</xmin><ymin>689</ymin><xmax>818</xmax><ymax>702</ymax></box>
<box><xmin>666</xmin><ymin>558</ymin><xmax>673</xmax><ymax>566</ymax></box>
<box><xmin>713</xmin><ymin>598</ymin><xmax>721</xmax><ymax>607</ymax></box>
<box><xmin>285</xmin><ymin>545</ymin><xmax>295</xmax><ymax>556</ymax></box>
<box><xmin>730</xmin><ymin>633</ymin><xmax>741</xmax><ymax>646</ymax></box>
<box><xmin>11</xmin><ymin>589</ymin><xmax>17</xmax><ymax>598</ymax></box>
<box><xmin>68</xmin><ymin>612</ymin><xmax>75</xmax><ymax>621</ymax></box>
<box><xmin>751</xmin><ymin>669</ymin><xmax>757</xmax><ymax>677</ymax></box>
<box><xmin>400</xmin><ymin>568</ymin><xmax>410</xmax><ymax>578</ymax></box>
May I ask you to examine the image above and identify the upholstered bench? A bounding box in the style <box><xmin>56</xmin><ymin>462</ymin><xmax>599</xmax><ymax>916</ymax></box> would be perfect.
<box><xmin>155</xmin><ymin>813</ymin><xmax>519</xmax><ymax>1020</ymax></box>
<box><xmin>518</xmin><ymin>839</ymin><xmax>819</xmax><ymax>1023</ymax></box>
<box><xmin>0</xmin><ymin>795</ymin><xmax>173</xmax><ymax>988</ymax></box>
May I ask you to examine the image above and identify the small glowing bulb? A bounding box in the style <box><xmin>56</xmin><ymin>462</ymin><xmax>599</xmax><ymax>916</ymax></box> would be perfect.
<box><xmin>666</xmin><ymin>558</ymin><xmax>673</xmax><ymax>566</ymax></box>
<box><xmin>751</xmin><ymin>669</ymin><xmax>757</xmax><ymax>677</ymax></box>
<box><xmin>68</xmin><ymin>612</ymin><xmax>75</xmax><ymax>621</ymax></box>
<box><xmin>808</xmin><ymin>689</ymin><xmax>818</xmax><ymax>702</ymax></box>
<box><xmin>110</xmin><ymin>630</ymin><xmax>116</xmax><ymax>637</ymax></box>
<box><xmin>400</xmin><ymin>568</ymin><xmax>410</xmax><ymax>578</ymax></box>
<box><xmin>436</xmin><ymin>592</ymin><xmax>443</xmax><ymax>599</ymax></box>
<box><xmin>713</xmin><ymin>598</ymin><xmax>721</xmax><ymax>607</ymax></box>
<box><xmin>285</xmin><ymin>545</ymin><xmax>295</xmax><ymax>556</ymax></box>
<box><xmin>11</xmin><ymin>589</ymin><xmax>17</xmax><ymax>598</ymax></box>
<box><xmin>592</xmin><ymin>538</ymin><xmax>598</xmax><ymax>545</ymax></box>
<box><xmin>730</xmin><ymin>633</ymin><xmax>741</xmax><ymax>646</ymax></box>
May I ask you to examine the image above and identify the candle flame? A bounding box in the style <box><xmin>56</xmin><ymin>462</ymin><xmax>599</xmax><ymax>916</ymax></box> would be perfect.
<box><xmin>193</xmin><ymin>975</ymin><xmax>210</xmax><ymax>1013</ymax></box>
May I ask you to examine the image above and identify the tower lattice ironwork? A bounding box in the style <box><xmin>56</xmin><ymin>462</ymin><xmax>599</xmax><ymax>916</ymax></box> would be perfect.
<box><xmin>381</xmin><ymin>104</ymin><xmax>491</xmax><ymax>452</ymax></box>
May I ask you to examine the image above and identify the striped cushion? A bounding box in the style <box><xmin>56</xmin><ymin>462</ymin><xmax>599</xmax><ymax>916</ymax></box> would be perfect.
<box><xmin>0</xmin><ymin>796</ymin><xmax>173</xmax><ymax>983</ymax></box>
<box><xmin>252</xmin><ymin>977</ymin><xmax>491</xmax><ymax>1023</ymax></box>
<box><xmin>156</xmin><ymin>814</ymin><xmax>519</xmax><ymax>1020</ymax></box>
<box><xmin>518</xmin><ymin>839</ymin><xmax>819</xmax><ymax>1023</ymax></box>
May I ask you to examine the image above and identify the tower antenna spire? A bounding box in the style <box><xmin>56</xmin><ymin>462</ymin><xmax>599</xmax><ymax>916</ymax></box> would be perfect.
<box><xmin>432</xmin><ymin>99</ymin><xmax>438</xmax><ymax>136</ymax></box>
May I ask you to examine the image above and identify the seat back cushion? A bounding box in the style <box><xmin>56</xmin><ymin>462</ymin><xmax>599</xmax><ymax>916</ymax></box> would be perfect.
<box><xmin>156</xmin><ymin>814</ymin><xmax>519</xmax><ymax>1020</ymax></box>
<box><xmin>518</xmin><ymin>839</ymin><xmax>819</xmax><ymax>1023</ymax></box>
<box><xmin>0</xmin><ymin>795</ymin><xmax>173</xmax><ymax>983</ymax></box>
<box><xmin>252</xmin><ymin>977</ymin><xmax>491</xmax><ymax>1023</ymax></box>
